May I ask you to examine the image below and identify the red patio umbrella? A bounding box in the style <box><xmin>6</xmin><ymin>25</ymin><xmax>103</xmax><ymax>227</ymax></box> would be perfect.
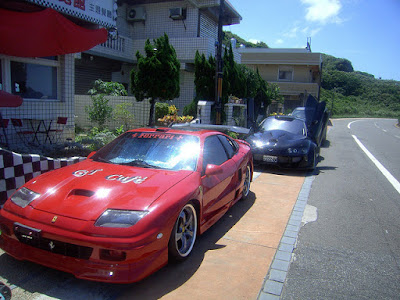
<box><xmin>0</xmin><ymin>90</ymin><xmax>23</xmax><ymax>146</ymax></box>
<box><xmin>0</xmin><ymin>90</ymin><xmax>23</xmax><ymax>107</ymax></box>
<box><xmin>0</xmin><ymin>8</ymin><xmax>108</xmax><ymax>57</ymax></box>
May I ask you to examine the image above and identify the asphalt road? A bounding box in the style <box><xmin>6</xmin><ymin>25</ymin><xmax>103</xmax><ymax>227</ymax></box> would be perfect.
<box><xmin>281</xmin><ymin>118</ymin><xmax>400</xmax><ymax>299</ymax></box>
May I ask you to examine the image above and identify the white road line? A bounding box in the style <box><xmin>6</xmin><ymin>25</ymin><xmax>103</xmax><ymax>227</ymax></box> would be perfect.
<box><xmin>347</xmin><ymin>120</ymin><xmax>359</xmax><ymax>129</ymax></box>
<box><xmin>352</xmin><ymin>135</ymin><xmax>400</xmax><ymax>195</ymax></box>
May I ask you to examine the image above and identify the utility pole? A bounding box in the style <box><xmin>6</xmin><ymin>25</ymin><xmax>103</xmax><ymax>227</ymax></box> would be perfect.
<box><xmin>215</xmin><ymin>0</ymin><xmax>224</xmax><ymax>125</ymax></box>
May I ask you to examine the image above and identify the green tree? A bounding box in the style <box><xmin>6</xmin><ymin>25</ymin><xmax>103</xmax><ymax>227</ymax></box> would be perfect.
<box><xmin>223</xmin><ymin>44</ymin><xmax>241</xmax><ymax>98</ymax></box>
<box><xmin>130</xmin><ymin>34</ymin><xmax>180</xmax><ymax>126</ymax></box>
<box><xmin>194</xmin><ymin>50</ymin><xmax>215</xmax><ymax>101</ymax></box>
<box><xmin>223</xmin><ymin>31</ymin><xmax>269</xmax><ymax>48</ymax></box>
<box><xmin>254</xmin><ymin>69</ymin><xmax>281</xmax><ymax>117</ymax></box>
<box><xmin>190</xmin><ymin>46</ymin><xmax>282</xmax><ymax>122</ymax></box>
<box><xmin>86</xmin><ymin>79</ymin><xmax>127</xmax><ymax>130</ymax></box>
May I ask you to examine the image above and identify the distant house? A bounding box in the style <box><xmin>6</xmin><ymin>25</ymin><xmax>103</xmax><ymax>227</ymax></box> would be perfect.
<box><xmin>77</xmin><ymin>0</ymin><xmax>242</xmax><ymax>113</ymax></box>
<box><xmin>238</xmin><ymin>45</ymin><xmax>322</xmax><ymax>113</ymax></box>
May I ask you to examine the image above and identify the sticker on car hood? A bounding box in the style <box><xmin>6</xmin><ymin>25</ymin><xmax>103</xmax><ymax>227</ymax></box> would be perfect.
<box><xmin>72</xmin><ymin>169</ymin><xmax>147</xmax><ymax>184</ymax></box>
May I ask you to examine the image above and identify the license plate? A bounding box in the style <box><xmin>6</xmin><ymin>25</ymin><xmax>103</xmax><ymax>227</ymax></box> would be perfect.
<box><xmin>14</xmin><ymin>222</ymin><xmax>41</xmax><ymax>246</ymax></box>
<box><xmin>263</xmin><ymin>155</ymin><xmax>278</xmax><ymax>163</ymax></box>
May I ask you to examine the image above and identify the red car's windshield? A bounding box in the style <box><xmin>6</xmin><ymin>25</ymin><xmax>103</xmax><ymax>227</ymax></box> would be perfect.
<box><xmin>92</xmin><ymin>131</ymin><xmax>200</xmax><ymax>171</ymax></box>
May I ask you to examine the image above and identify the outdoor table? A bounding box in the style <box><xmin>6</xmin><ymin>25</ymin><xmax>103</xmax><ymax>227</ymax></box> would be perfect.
<box><xmin>23</xmin><ymin>118</ymin><xmax>54</xmax><ymax>145</ymax></box>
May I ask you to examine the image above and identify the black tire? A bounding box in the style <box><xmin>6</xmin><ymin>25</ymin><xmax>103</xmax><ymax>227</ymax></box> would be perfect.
<box><xmin>309</xmin><ymin>149</ymin><xmax>317</xmax><ymax>170</ymax></box>
<box><xmin>241</xmin><ymin>164</ymin><xmax>251</xmax><ymax>200</ymax></box>
<box><xmin>168</xmin><ymin>202</ymin><xmax>197</xmax><ymax>261</ymax></box>
<box><xmin>0</xmin><ymin>282</ymin><xmax>11</xmax><ymax>300</ymax></box>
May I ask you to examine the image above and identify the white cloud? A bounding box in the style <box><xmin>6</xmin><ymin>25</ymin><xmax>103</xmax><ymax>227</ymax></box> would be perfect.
<box><xmin>275</xmin><ymin>39</ymin><xmax>284</xmax><ymax>45</ymax></box>
<box><xmin>283</xmin><ymin>26</ymin><xmax>300</xmax><ymax>38</ymax></box>
<box><xmin>302</xmin><ymin>26</ymin><xmax>322</xmax><ymax>37</ymax></box>
<box><xmin>301</xmin><ymin>0</ymin><xmax>342</xmax><ymax>24</ymax></box>
<box><xmin>310</xmin><ymin>27</ymin><xmax>322</xmax><ymax>36</ymax></box>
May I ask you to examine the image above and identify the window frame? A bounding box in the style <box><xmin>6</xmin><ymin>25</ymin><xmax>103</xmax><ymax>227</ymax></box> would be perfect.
<box><xmin>0</xmin><ymin>55</ymin><xmax>61</xmax><ymax>101</ymax></box>
<box><xmin>278</xmin><ymin>66</ymin><xmax>294</xmax><ymax>82</ymax></box>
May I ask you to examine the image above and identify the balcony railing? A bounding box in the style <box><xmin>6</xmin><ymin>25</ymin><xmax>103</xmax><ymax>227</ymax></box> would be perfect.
<box><xmin>100</xmin><ymin>35</ymin><xmax>125</xmax><ymax>52</ymax></box>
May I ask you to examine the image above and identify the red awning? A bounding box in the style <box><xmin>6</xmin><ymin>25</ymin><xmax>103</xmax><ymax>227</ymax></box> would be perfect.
<box><xmin>0</xmin><ymin>8</ymin><xmax>108</xmax><ymax>57</ymax></box>
<box><xmin>0</xmin><ymin>90</ymin><xmax>23</xmax><ymax>107</ymax></box>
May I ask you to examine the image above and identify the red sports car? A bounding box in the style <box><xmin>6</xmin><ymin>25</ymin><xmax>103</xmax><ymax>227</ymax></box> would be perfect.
<box><xmin>0</xmin><ymin>127</ymin><xmax>253</xmax><ymax>283</ymax></box>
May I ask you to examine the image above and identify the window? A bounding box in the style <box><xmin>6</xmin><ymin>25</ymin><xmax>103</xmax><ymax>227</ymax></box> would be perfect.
<box><xmin>278</xmin><ymin>66</ymin><xmax>293</xmax><ymax>81</ymax></box>
<box><xmin>0</xmin><ymin>56</ymin><xmax>60</xmax><ymax>100</ymax></box>
<box><xmin>203</xmin><ymin>135</ymin><xmax>229</xmax><ymax>168</ymax></box>
<box><xmin>217</xmin><ymin>135</ymin><xmax>238</xmax><ymax>159</ymax></box>
<box><xmin>92</xmin><ymin>132</ymin><xmax>200</xmax><ymax>171</ymax></box>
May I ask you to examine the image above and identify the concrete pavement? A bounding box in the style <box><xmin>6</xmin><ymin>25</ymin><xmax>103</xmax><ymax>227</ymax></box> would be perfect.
<box><xmin>119</xmin><ymin>170</ymin><xmax>306</xmax><ymax>300</ymax></box>
<box><xmin>0</xmin><ymin>169</ymin><xmax>307</xmax><ymax>299</ymax></box>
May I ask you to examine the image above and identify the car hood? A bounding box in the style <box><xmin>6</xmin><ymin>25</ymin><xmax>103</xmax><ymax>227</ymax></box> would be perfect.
<box><xmin>247</xmin><ymin>130</ymin><xmax>308</xmax><ymax>148</ymax></box>
<box><xmin>22</xmin><ymin>159</ymin><xmax>193</xmax><ymax>221</ymax></box>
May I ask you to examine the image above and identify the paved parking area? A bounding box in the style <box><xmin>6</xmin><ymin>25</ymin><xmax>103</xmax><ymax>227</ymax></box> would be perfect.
<box><xmin>0</xmin><ymin>169</ymin><xmax>306</xmax><ymax>300</ymax></box>
<box><xmin>119</xmin><ymin>170</ymin><xmax>306</xmax><ymax>300</ymax></box>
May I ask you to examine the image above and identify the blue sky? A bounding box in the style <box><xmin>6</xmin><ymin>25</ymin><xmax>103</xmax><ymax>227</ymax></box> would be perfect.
<box><xmin>225</xmin><ymin>0</ymin><xmax>400</xmax><ymax>81</ymax></box>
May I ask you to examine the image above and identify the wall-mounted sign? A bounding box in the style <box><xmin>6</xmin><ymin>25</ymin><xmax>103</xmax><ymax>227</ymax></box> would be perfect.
<box><xmin>26</xmin><ymin>0</ymin><xmax>117</xmax><ymax>27</ymax></box>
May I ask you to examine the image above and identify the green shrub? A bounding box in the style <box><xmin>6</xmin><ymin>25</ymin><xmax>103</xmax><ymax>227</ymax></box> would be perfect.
<box><xmin>155</xmin><ymin>102</ymin><xmax>170</xmax><ymax>121</ymax></box>
<box><xmin>183</xmin><ymin>99</ymin><xmax>198</xmax><ymax>117</ymax></box>
<box><xmin>113</xmin><ymin>102</ymin><xmax>134</xmax><ymax>131</ymax></box>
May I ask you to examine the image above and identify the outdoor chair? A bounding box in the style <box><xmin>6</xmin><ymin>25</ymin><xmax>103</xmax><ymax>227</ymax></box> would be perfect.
<box><xmin>11</xmin><ymin>118</ymin><xmax>36</xmax><ymax>145</ymax></box>
<box><xmin>47</xmin><ymin>117</ymin><xmax>68</xmax><ymax>143</ymax></box>
<box><xmin>0</xmin><ymin>118</ymin><xmax>9</xmax><ymax>146</ymax></box>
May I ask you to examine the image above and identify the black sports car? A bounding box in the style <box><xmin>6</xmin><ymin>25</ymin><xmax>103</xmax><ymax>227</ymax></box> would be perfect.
<box><xmin>246</xmin><ymin>95</ymin><xmax>328</xmax><ymax>169</ymax></box>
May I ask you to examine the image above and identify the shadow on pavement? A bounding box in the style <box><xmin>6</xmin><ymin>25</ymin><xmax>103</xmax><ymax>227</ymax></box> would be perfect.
<box><xmin>0</xmin><ymin>192</ymin><xmax>257</xmax><ymax>300</ymax></box>
<box><xmin>118</xmin><ymin>191</ymin><xmax>256</xmax><ymax>299</ymax></box>
<box><xmin>254</xmin><ymin>164</ymin><xmax>307</xmax><ymax>177</ymax></box>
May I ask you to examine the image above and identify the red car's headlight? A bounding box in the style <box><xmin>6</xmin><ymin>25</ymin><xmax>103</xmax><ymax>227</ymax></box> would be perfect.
<box><xmin>95</xmin><ymin>209</ymin><xmax>148</xmax><ymax>228</ymax></box>
<box><xmin>11</xmin><ymin>187</ymin><xmax>40</xmax><ymax>208</ymax></box>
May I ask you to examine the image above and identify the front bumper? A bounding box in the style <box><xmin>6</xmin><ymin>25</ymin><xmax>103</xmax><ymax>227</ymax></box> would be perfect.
<box><xmin>253</xmin><ymin>153</ymin><xmax>311</xmax><ymax>169</ymax></box>
<box><xmin>0</xmin><ymin>210</ymin><xmax>168</xmax><ymax>283</ymax></box>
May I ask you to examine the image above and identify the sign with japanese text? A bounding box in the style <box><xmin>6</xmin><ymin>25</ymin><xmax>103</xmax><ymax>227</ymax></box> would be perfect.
<box><xmin>26</xmin><ymin>0</ymin><xmax>117</xmax><ymax>27</ymax></box>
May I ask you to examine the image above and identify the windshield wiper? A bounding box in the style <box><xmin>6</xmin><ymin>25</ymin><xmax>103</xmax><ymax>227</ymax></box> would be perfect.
<box><xmin>120</xmin><ymin>159</ymin><xmax>164</xmax><ymax>169</ymax></box>
<box><xmin>93</xmin><ymin>156</ymin><xmax>111</xmax><ymax>163</ymax></box>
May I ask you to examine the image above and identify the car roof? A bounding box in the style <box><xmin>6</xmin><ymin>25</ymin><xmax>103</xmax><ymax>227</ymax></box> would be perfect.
<box><xmin>127</xmin><ymin>127</ymin><xmax>220</xmax><ymax>137</ymax></box>
<box><xmin>269</xmin><ymin>115</ymin><xmax>299</xmax><ymax>122</ymax></box>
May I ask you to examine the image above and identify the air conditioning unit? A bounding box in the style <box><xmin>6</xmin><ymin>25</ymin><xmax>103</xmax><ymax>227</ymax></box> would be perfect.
<box><xmin>169</xmin><ymin>7</ymin><xmax>186</xmax><ymax>20</ymax></box>
<box><xmin>127</xmin><ymin>6</ymin><xmax>146</xmax><ymax>22</ymax></box>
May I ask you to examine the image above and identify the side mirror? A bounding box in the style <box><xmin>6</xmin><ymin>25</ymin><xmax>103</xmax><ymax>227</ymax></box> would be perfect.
<box><xmin>205</xmin><ymin>164</ymin><xmax>223</xmax><ymax>176</ymax></box>
<box><xmin>87</xmin><ymin>151</ymin><xmax>96</xmax><ymax>159</ymax></box>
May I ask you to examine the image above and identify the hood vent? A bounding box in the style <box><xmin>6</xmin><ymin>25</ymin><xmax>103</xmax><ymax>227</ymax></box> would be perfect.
<box><xmin>68</xmin><ymin>189</ymin><xmax>95</xmax><ymax>198</ymax></box>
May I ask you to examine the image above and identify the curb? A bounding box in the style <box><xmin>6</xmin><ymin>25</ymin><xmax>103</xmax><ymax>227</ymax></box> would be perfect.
<box><xmin>257</xmin><ymin>174</ymin><xmax>315</xmax><ymax>299</ymax></box>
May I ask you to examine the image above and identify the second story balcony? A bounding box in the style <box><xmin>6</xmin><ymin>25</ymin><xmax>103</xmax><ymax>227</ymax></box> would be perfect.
<box><xmin>88</xmin><ymin>34</ymin><xmax>241</xmax><ymax>67</ymax></box>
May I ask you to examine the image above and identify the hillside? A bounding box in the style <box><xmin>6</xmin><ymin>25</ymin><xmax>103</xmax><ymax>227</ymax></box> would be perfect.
<box><xmin>321</xmin><ymin>54</ymin><xmax>400</xmax><ymax>118</ymax></box>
